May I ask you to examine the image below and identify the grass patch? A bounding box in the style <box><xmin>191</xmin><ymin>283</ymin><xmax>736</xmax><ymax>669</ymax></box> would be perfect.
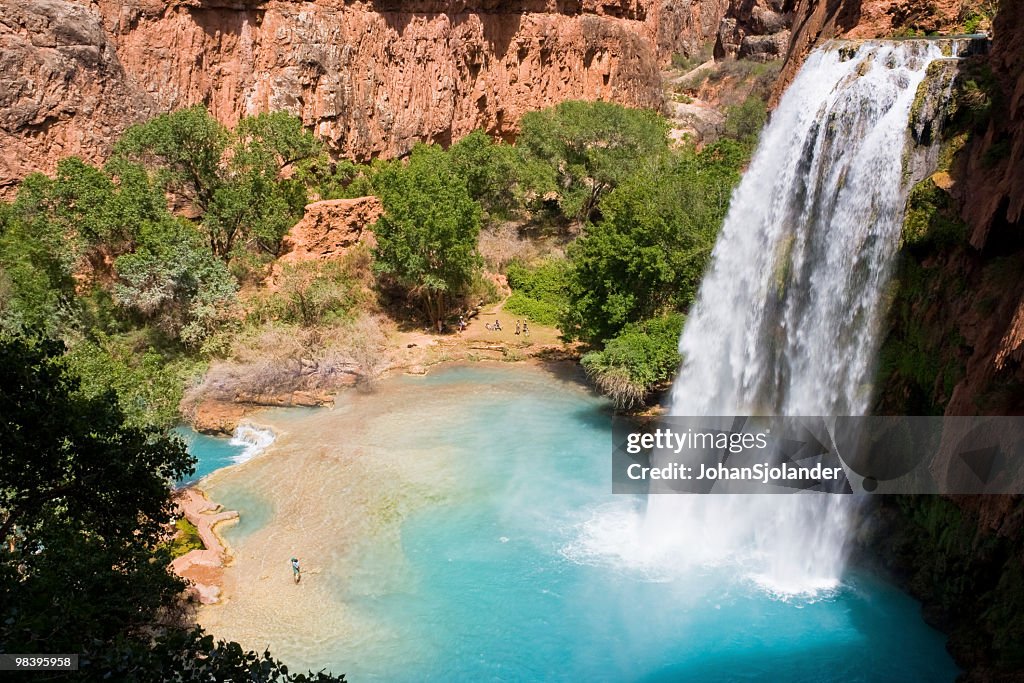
<box><xmin>165</xmin><ymin>518</ymin><xmax>204</xmax><ymax>559</ymax></box>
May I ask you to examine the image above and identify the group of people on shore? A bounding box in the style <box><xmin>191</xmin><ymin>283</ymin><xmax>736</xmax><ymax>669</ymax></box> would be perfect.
<box><xmin>459</xmin><ymin>316</ymin><xmax>529</xmax><ymax>335</ymax></box>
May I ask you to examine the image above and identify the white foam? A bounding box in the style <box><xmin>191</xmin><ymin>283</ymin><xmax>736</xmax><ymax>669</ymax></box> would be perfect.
<box><xmin>228</xmin><ymin>422</ymin><xmax>276</xmax><ymax>464</ymax></box>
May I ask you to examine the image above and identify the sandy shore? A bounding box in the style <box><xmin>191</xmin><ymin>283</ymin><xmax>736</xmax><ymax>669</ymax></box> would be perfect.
<box><xmin>177</xmin><ymin>361</ymin><xmax>602</xmax><ymax>672</ymax></box>
<box><xmin>173</xmin><ymin>353</ymin><xmax>590</xmax><ymax>615</ymax></box>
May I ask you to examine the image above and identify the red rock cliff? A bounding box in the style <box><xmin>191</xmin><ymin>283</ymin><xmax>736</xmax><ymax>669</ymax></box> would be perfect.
<box><xmin>1</xmin><ymin>0</ymin><xmax>730</xmax><ymax>193</ymax></box>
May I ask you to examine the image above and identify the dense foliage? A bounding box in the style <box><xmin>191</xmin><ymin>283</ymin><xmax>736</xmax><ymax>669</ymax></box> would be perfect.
<box><xmin>115</xmin><ymin>107</ymin><xmax>318</xmax><ymax>260</ymax></box>
<box><xmin>516</xmin><ymin>101</ymin><xmax>671</xmax><ymax>223</ymax></box>
<box><xmin>503</xmin><ymin>259</ymin><xmax>571</xmax><ymax>326</ymax></box>
<box><xmin>560</xmin><ymin>139</ymin><xmax>746</xmax><ymax>345</ymax></box>
<box><xmin>0</xmin><ymin>335</ymin><xmax>346</xmax><ymax>681</ymax></box>
<box><xmin>0</xmin><ymin>99</ymin><xmax>759</xmax><ymax>418</ymax></box>
<box><xmin>580</xmin><ymin>314</ymin><xmax>685</xmax><ymax>409</ymax></box>
<box><xmin>372</xmin><ymin>144</ymin><xmax>483</xmax><ymax>326</ymax></box>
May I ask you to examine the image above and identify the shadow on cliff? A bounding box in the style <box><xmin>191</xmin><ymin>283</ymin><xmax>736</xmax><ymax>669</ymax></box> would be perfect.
<box><xmin>367</xmin><ymin>0</ymin><xmax>523</xmax><ymax>61</ymax></box>
<box><xmin>187</xmin><ymin>3</ymin><xmax>265</xmax><ymax>38</ymax></box>
<box><xmin>865</xmin><ymin>2</ymin><xmax>1024</xmax><ymax>678</ymax></box>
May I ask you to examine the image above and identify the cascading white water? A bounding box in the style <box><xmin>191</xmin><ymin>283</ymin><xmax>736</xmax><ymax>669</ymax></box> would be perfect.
<box><xmin>229</xmin><ymin>422</ymin><xmax>276</xmax><ymax>463</ymax></box>
<box><xmin>639</xmin><ymin>40</ymin><xmax>950</xmax><ymax>594</ymax></box>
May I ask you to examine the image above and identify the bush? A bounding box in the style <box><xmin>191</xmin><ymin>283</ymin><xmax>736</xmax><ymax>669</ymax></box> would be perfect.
<box><xmin>581</xmin><ymin>314</ymin><xmax>684</xmax><ymax>408</ymax></box>
<box><xmin>723</xmin><ymin>96</ymin><xmax>768</xmax><ymax>145</ymax></box>
<box><xmin>504</xmin><ymin>259</ymin><xmax>571</xmax><ymax>326</ymax></box>
<box><xmin>253</xmin><ymin>259</ymin><xmax>364</xmax><ymax>327</ymax></box>
<box><xmin>66</xmin><ymin>332</ymin><xmax>206</xmax><ymax>430</ymax></box>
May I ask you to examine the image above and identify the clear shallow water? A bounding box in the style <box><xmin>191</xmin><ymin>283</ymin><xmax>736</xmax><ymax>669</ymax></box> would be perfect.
<box><xmin>175</xmin><ymin>422</ymin><xmax>276</xmax><ymax>486</ymax></box>
<box><xmin>189</xmin><ymin>365</ymin><xmax>956</xmax><ymax>682</ymax></box>
<box><xmin>174</xmin><ymin>427</ymin><xmax>247</xmax><ymax>484</ymax></box>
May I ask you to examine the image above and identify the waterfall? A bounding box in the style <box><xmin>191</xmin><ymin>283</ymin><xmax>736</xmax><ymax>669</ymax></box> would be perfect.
<box><xmin>636</xmin><ymin>40</ymin><xmax>951</xmax><ymax>594</ymax></box>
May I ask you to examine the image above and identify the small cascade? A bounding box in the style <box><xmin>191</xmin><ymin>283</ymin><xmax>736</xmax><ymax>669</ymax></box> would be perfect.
<box><xmin>229</xmin><ymin>422</ymin><xmax>276</xmax><ymax>464</ymax></box>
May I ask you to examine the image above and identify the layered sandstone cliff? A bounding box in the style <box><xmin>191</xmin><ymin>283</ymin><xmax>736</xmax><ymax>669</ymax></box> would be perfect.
<box><xmin>1</xmin><ymin>0</ymin><xmax>734</xmax><ymax>193</ymax></box>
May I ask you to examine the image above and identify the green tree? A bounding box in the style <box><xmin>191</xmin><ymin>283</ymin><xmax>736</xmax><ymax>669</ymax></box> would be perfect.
<box><xmin>0</xmin><ymin>155</ymin><xmax>179</xmax><ymax>338</ymax></box>
<box><xmin>113</xmin><ymin>217</ymin><xmax>237</xmax><ymax>348</ymax></box>
<box><xmin>516</xmin><ymin>101</ymin><xmax>671</xmax><ymax>222</ymax></box>
<box><xmin>0</xmin><ymin>336</ymin><xmax>194</xmax><ymax>653</ymax></box>
<box><xmin>447</xmin><ymin>130</ymin><xmax>521</xmax><ymax>217</ymax></box>
<box><xmin>372</xmin><ymin>144</ymin><xmax>482</xmax><ymax>327</ymax></box>
<box><xmin>115</xmin><ymin>107</ymin><xmax>320</xmax><ymax>259</ymax></box>
<box><xmin>562</xmin><ymin>140</ymin><xmax>746</xmax><ymax>343</ymax></box>
<box><xmin>0</xmin><ymin>174</ymin><xmax>79</xmax><ymax>335</ymax></box>
<box><xmin>0</xmin><ymin>335</ymin><xmax>346</xmax><ymax>681</ymax></box>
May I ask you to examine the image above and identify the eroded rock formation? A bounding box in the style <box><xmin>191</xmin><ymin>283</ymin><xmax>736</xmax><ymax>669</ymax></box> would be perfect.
<box><xmin>1</xmin><ymin>0</ymin><xmax>736</xmax><ymax>193</ymax></box>
<box><xmin>0</xmin><ymin>0</ymin><xmax>155</xmax><ymax>194</ymax></box>
<box><xmin>715</xmin><ymin>0</ymin><xmax>795</xmax><ymax>62</ymax></box>
<box><xmin>278</xmin><ymin>197</ymin><xmax>383</xmax><ymax>264</ymax></box>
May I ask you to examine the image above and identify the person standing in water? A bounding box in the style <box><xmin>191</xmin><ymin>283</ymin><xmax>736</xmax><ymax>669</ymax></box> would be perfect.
<box><xmin>291</xmin><ymin>557</ymin><xmax>301</xmax><ymax>583</ymax></box>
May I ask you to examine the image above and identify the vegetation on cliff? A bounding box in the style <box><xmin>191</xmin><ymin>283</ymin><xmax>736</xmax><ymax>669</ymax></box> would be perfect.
<box><xmin>871</xmin><ymin>17</ymin><xmax>1024</xmax><ymax>676</ymax></box>
<box><xmin>0</xmin><ymin>98</ymin><xmax>760</xmax><ymax>416</ymax></box>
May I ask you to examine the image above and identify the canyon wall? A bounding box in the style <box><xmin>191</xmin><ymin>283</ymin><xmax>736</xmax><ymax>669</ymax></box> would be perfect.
<box><xmin>865</xmin><ymin>3</ymin><xmax>1024</xmax><ymax>677</ymax></box>
<box><xmin>1</xmin><ymin>0</ymin><xmax>732</xmax><ymax>193</ymax></box>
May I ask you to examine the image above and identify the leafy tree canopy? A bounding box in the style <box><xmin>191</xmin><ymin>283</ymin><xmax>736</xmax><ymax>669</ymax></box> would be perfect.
<box><xmin>115</xmin><ymin>107</ymin><xmax>319</xmax><ymax>258</ymax></box>
<box><xmin>0</xmin><ymin>334</ymin><xmax>346</xmax><ymax>681</ymax></box>
<box><xmin>516</xmin><ymin>101</ymin><xmax>671</xmax><ymax>223</ymax></box>
<box><xmin>562</xmin><ymin>139</ymin><xmax>746</xmax><ymax>343</ymax></box>
<box><xmin>372</xmin><ymin>143</ymin><xmax>483</xmax><ymax>326</ymax></box>
<box><xmin>447</xmin><ymin>130</ymin><xmax>522</xmax><ymax>218</ymax></box>
<box><xmin>113</xmin><ymin>216</ymin><xmax>237</xmax><ymax>349</ymax></box>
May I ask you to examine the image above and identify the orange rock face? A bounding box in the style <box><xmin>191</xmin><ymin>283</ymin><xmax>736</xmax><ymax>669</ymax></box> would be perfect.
<box><xmin>277</xmin><ymin>196</ymin><xmax>384</xmax><ymax>265</ymax></box>
<box><xmin>267</xmin><ymin>195</ymin><xmax>383</xmax><ymax>290</ymax></box>
<box><xmin>0</xmin><ymin>0</ymin><xmax>155</xmax><ymax>194</ymax></box>
<box><xmin>1</xmin><ymin>0</ymin><xmax>731</xmax><ymax>193</ymax></box>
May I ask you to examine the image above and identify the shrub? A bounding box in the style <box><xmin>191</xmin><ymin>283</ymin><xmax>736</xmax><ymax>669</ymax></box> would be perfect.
<box><xmin>723</xmin><ymin>95</ymin><xmax>768</xmax><ymax>145</ymax></box>
<box><xmin>581</xmin><ymin>313</ymin><xmax>684</xmax><ymax>408</ymax></box>
<box><xmin>253</xmin><ymin>259</ymin><xmax>363</xmax><ymax>327</ymax></box>
<box><xmin>504</xmin><ymin>259</ymin><xmax>571</xmax><ymax>326</ymax></box>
